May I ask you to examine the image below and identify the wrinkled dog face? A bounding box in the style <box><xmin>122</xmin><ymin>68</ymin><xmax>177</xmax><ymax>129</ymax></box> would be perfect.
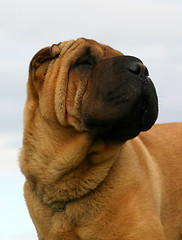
<box><xmin>28</xmin><ymin>38</ymin><xmax>158</xmax><ymax>142</ymax></box>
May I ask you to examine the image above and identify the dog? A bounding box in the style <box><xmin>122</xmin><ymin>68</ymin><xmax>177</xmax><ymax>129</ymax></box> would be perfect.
<box><xmin>20</xmin><ymin>38</ymin><xmax>182</xmax><ymax>240</ymax></box>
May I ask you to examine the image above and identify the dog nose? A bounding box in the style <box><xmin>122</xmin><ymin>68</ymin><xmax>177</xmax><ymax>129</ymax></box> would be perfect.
<box><xmin>129</xmin><ymin>62</ymin><xmax>149</xmax><ymax>77</ymax></box>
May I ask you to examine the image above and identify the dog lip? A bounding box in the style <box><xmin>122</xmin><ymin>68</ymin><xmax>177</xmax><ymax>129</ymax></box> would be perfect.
<box><xmin>140</xmin><ymin>80</ymin><xmax>158</xmax><ymax>131</ymax></box>
<box><xmin>83</xmin><ymin>90</ymin><xmax>158</xmax><ymax>142</ymax></box>
<box><xmin>141</xmin><ymin>106</ymin><xmax>158</xmax><ymax>131</ymax></box>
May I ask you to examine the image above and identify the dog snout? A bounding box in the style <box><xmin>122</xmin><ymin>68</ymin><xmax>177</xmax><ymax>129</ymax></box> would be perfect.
<box><xmin>112</xmin><ymin>56</ymin><xmax>149</xmax><ymax>78</ymax></box>
<box><xmin>82</xmin><ymin>54</ymin><xmax>158</xmax><ymax>140</ymax></box>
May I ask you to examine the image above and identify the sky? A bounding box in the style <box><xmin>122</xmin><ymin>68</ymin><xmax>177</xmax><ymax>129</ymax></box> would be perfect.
<box><xmin>0</xmin><ymin>0</ymin><xmax>182</xmax><ymax>239</ymax></box>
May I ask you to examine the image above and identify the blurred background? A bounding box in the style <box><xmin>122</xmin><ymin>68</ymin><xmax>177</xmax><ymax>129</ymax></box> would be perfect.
<box><xmin>1</xmin><ymin>0</ymin><xmax>182</xmax><ymax>239</ymax></box>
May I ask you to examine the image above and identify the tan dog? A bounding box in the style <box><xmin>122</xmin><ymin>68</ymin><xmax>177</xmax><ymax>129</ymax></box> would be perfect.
<box><xmin>20</xmin><ymin>38</ymin><xmax>182</xmax><ymax>240</ymax></box>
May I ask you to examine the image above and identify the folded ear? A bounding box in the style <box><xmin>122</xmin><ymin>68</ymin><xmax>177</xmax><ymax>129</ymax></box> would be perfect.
<box><xmin>28</xmin><ymin>44</ymin><xmax>61</xmax><ymax>98</ymax></box>
<box><xmin>31</xmin><ymin>44</ymin><xmax>61</xmax><ymax>66</ymax></box>
<box><xmin>30</xmin><ymin>44</ymin><xmax>61</xmax><ymax>80</ymax></box>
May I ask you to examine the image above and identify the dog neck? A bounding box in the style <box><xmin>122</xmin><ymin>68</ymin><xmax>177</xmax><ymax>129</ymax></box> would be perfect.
<box><xmin>21</xmin><ymin>117</ymin><xmax>121</xmax><ymax>209</ymax></box>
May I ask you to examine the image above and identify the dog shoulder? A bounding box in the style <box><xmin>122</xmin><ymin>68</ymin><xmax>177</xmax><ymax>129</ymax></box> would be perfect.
<box><xmin>138</xmin><ymin>122</ymin><xmax>182</xmax><ymax>162</ymax></box>
<box><xmin>139</xmin><ymin>122</ymin><xmax>182</xmax><ymax>141</ymax></box>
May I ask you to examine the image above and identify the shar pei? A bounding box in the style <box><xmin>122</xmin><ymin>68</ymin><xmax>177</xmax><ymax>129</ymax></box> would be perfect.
<box><xmin>19</xmin><ymin>38</ymin><xmax>182</xmax><ymax>240</ymax></box>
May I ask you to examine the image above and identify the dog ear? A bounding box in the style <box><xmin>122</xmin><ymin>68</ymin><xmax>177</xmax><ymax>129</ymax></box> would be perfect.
<box><xmin>28</xmin><ymin>44</ymin><xmax>61</xmax><ymax>98</ymax></box>
<box><xmin>30</xmin><ymin>44</ymin><xmax>61</xmax><ymax>82</ymax></box>
<box><xmin>31</xmin><ymin>44</ymin><xmax>61</xmax><ymax>67</ymax></box>
<box><xmin>27</xmin><ymin>44</ymin><xmax>61</xmax><ymax>100</ymax></box>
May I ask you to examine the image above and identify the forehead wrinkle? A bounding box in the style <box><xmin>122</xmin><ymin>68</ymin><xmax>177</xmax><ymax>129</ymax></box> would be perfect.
<box><xmin>58</xmin><ymin>40</ymin><xmax>75</xmax><ymax>57</ymax></box>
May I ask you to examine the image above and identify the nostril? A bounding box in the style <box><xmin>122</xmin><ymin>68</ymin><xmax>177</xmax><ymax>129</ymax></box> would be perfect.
<box><xmin>144</xmin><ymin>67</ymin><xmax>149</xmax><ymax>76</ymax></box>
<box><xmin>129</xmin><ymin>63</ymin><xmax>149</xmax><ymax>76</ymax></box>
<box><xmin>129</xmin><ymin>63</ymin><xmax>142</xmax><ymax>75</ymax></box>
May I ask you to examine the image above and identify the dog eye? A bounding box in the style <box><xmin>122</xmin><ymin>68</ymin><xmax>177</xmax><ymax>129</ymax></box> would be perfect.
<box><xmin>78</xmin><ymin>59</ymin><xmax>93</xmax><ymax>66</ymax></box>
<box><xmin>73</xmin><ymin>56</ymin><xmax>94</xmax><ymax>68</ymax></box>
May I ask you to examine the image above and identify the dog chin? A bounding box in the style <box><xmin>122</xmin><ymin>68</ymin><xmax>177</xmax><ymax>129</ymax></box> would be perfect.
<box><xmin>83</xmin><ymin>112</ymin><xmax>141</xmax><ymax>143</ymax></box>
<box><xmin>83</xmin><ymin>98</ymin><xmax>158</xmax><ymax>142</ymax></box>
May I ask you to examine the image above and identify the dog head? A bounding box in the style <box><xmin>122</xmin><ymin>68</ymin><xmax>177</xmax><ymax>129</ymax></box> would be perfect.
<box><xmin>27</xmin><ymin>38</ymin><xmax>158</xmax><ymax>142</ymax></box>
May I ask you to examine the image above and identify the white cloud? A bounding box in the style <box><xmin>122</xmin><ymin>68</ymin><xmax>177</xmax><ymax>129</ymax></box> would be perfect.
<box><xmin>0</xmin><ymin>134</ymin><xmax>22</xmax><ymax>176</ymax></box>
<box><xmin>0</xmin><ymin>174</ymin><xmax>37</xmax><ymax>239</ymax></box>
<box><xmin>176</xmin><ymin>63</ymin><xmax>182</xmax><ymax>75</ymax></box>
<box><xmin>0</xmin><ymin>133</ymin><xmax>36</xmax><ymax>239</ymax></box>
<box><xmin>0</xmin><ymin>235</ymin><xmax>36</xmax><ymax>240</ymax></box>
<box><xmin>1</xmin><ymin>0</ymin><xmax>182</xmax><ymax>47</ymax></box>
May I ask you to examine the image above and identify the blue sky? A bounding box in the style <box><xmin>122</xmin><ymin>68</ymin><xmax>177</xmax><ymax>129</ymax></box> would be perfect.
<box><xmin>1</xmin><ymin>0</ymin><xmax>182</xmax><ymax>239</ymax></box>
